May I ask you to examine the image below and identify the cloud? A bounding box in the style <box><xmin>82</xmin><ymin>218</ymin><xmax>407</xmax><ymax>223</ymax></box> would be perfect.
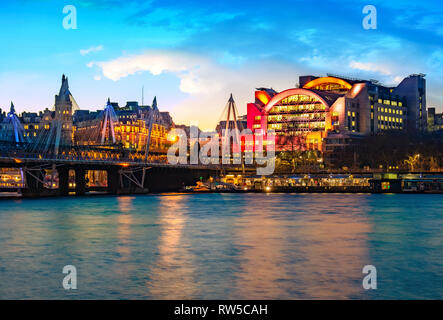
<box><xmin>349</xmin><ymin>60</ymin><xmax>393</xmax><ymax>76</ymax></box>
<box><xmin>88</xmin><ymin>50</ymin><xmax>226</xmax><ymax>94</ymax></box>
<box><xmin>80</xmin><ymin>45</ymin><xmax>104</xmax><ymax>56</ymax></box>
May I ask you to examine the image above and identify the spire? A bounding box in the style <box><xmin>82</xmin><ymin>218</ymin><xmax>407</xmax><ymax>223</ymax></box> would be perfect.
<box><xmin>58</xmin><ymin>74</ymin><xmax>70</xmax><ymax>98</ymax></box>
<box><xmin>9</xmin><ymin>101</ymin><xmax>15</xmax><ymax>115</ymax></box>
<box><xmin>152</xmin><ymin>96</ymin><xmax>158</xmax><ymax>111</ymax></box>
<box><xmin>107</xmin><ymin>97</ymin><xmax>111</xmax><ymax>105</ymax></box>
<box><xmin>229</xmin><ymin>93</ymin><xmax>234</xmax><ymax>103</ymax></box>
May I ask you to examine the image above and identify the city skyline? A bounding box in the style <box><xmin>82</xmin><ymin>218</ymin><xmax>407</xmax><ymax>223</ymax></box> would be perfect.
<box><xmin>1</xmin><ymin>0</ymin><xmax>443</xmax><ymax>130</ymax></box>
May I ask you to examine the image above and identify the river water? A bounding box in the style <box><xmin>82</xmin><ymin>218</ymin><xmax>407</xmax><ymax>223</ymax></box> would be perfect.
<box><xmin>0</xmin><ymin>193</ymin><xmax>442</xmax><ymax>299</ymax></box>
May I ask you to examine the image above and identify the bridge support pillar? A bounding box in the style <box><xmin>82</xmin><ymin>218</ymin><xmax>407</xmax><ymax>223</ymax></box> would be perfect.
<box><xmin>58</xmin><ymin>167</ymin><xmax>69</xmax><ymax>196</ymax></box>
<box><xmin>22</xmin><ymin>168</ymin><xmax>44</xmax><ymax>197</ymax></box>
<box><xmin>75</xmin><ymin>167</ymin><xmax>86</xmax><ymax>196</ymax></box>
<box><xmin>107</xmin><ymin>167</ymin><xmax>119</xmax><ymax>195</ymax></box>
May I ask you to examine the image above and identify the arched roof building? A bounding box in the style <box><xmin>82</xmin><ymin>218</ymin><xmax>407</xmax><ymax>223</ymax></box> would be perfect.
<box><xmin>247</xmin><ymin>74</ymin><xmax>423</xmax><ymax>156</ymax></box>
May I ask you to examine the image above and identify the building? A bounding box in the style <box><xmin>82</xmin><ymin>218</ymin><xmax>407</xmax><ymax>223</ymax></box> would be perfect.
<box><xmin>247</xmin><ymin>74</ymin><xmax>427</xmax><ymax>159</ymax></box>
<box><xmin>73</xmin><ymin>97</ymin><xmax>173</xmax><ymax>154</ymax></box>
<box><xmin>427</xmin><ymin>107</ymin><xmax>443</xmax><ymax>132</ymax></box>
<box><xmin>55</xmin><ymin>75</ymin><xmax>75</xmax><ymax>145</ymax></box>
<box><xmin>1</xmin><ymin>75</ymin><xmax>176</xmax><ymax>159</ymax></box>
<box><xmin>0</xmin><ymin>103</ymin><xmax>29</xmax><ymax>143</ymax></box>
<box><xmin>215</xmin><ymin>117</ymin><xmax>247</xmax><ymax>136</ymax></box>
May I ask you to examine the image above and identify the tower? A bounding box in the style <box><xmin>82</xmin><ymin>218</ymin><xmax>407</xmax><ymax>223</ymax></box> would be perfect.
<box><xmin>54</xmin><ymin>74</ymin><xmax>74</xmax><ymax>147</ymax></box>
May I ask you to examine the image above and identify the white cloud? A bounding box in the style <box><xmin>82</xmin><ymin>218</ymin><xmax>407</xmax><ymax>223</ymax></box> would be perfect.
<box><xmin>349</xmin><ymin>60</ymin><xmax>392</xmax><ymax>76</ymax></box>
<box><xmin>80</xmin><ymin>45</ymin><xmax>104</xmax><ymax>56</ymax></box>
<box><xmin>88</xmin><ymin>50</ymin><xmax>226</xmax><ymax>94</ymax></box>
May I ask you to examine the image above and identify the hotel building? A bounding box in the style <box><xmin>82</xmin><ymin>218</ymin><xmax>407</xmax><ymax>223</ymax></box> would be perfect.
<box><xmin>74</xmin><ymin>98</ymin><xmax>173</xmax><ymax>154</ymax></box>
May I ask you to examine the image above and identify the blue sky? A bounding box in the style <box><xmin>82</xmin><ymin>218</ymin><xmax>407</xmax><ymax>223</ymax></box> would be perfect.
<box><xmin>1</xmin><ymin>0</ymin><xmax>442</xmax><ymax>129</ymax></box>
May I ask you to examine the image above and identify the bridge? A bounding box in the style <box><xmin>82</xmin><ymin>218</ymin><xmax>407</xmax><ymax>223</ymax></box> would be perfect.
<box><xmin>0</xmin><ymin>76</ymin><xmax>249</xmax><ymax>197</ymax></box>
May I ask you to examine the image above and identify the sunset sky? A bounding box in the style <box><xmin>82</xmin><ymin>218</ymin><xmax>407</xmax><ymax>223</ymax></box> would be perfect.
<box><xmin>1</xmin><ymin>0</ymin><xmax>442</xmax><ymax>130</ymax></box>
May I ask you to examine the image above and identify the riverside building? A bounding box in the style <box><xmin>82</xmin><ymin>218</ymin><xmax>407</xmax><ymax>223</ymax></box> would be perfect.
<box><xmin>1</xmin><ymin>75</ymin><xmax>175</xmax><ymax>155</ymax></box>
<box><xmin>247</xmin><ymin>74</ymin><xmax>428</xmax><ymax>163</ymax></box>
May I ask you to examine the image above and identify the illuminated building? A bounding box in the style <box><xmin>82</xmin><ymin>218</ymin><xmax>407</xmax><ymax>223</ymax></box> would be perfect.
<box><xmin>0</xmin><ymin>168</ymin><xmax>25</xmax><ymax>189</ymax></box>
<box><xmin>0</xmin><ymin>76</ymin><xmax>175</xmax><ymax>160</ymax></box>
<box><xmin>247</xmin><ymin>74</ymin><xmax>427</xmax><ymax>158</ymax></box>
<box><xmin>74</xmin><ymin>98</ymin><xmax>172</xmax><ymax>154</ymax></box>
<box><xmin>54</xmin><ymin>74</ymin><xmax>76</xmax><ymax>146</ymax></box>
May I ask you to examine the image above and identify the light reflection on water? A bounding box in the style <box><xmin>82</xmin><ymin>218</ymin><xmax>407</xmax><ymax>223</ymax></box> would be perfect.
<box><xmin>0</xmin><ymin>193</ymin><xmax>442</xmax><ymax>299</ymax></box>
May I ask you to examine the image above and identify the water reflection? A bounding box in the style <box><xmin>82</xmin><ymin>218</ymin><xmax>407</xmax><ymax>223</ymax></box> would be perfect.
<box><xmin>147</xmin><ymin>195</ymin><xmax>197</xmax><ymax>299</ymax></box>
<box><xmin>0</xmin><ymin>193</ymin><xmax>441</xmax><ymax>299</ymax></box>
<box><xmin>116</xmin><ymin>196</ymin><xmax>135</xmax><ymax>263</ymax></box>
<box><xmin>232</xmin><ymin>194</ymin><xmax>372</xmax><ymax>299</ymax></box>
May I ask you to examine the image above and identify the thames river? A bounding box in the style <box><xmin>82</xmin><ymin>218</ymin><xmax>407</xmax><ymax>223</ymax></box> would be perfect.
<box><xmin>0</xmin><ymin>193</ymin><xmax>442</xmax><ymax>299</ymax></box>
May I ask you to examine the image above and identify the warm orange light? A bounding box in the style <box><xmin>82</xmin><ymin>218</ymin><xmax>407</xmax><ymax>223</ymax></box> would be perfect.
<box><xmin>255</xmin><ymin>91</ymin><xmax>271</xmax><ymax>105</ymax></box>
<box><xmin>348</xmin><ymin>83</ymin><xmax>365</xmax><ymax>98</ymax></box>
<box><xmin>14</xmin><ymin>159</ymin><xmax>22</xmax><ymax>163</ymax></box>
<box><xmin>119</xmin><ymin>163</ymin><xmax>130</xmax><ymax>167</ymax></box>
<box><xmin>264</xmin><ymin>88</ymin><xmax>330</xmax><ymax>113</ymax></box>
<box><xmin>167</xmin><ymin>134</ymin><xmax>178</xmax><ymax>142</ymax></box>
<box><xmin>303</xmin><ymin>76</ymin><xmax>353</xmax><ymax>90</ymax></box>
